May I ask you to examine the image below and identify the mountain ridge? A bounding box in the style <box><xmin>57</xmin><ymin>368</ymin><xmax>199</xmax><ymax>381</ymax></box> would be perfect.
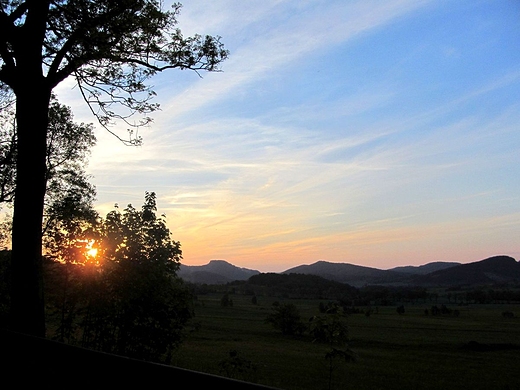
<box><xmin>178</xmin><ymin>259</ymin><xmax>260</xmax><ymax>284</ymax></box>
<box><xmin>390</xmin><ymin>261</ymin><xmax>460</xmax><ymax>275</ymax></box>
<box><xmin>179</xmin><ymin>255</ymin><xmax>519</xmax><ymax>287</ymax></box>
<box><xmin>410</xmin><ymin>255</ymin><xmax>520</xmax><ymax>286</ymax></box>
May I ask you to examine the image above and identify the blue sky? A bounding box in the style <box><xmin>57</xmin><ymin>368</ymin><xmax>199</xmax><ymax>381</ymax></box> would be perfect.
<box><xmin>56</xmin><ymin>0</ymin><xmax>520</xmax><ymax>272</ymax></box>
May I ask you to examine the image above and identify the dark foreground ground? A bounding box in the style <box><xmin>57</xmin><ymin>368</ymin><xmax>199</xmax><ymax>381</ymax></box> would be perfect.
<box><xmin>1</xmin><ymin>329</ymin><xmax>277</xmax><ymax>388</ymax></box>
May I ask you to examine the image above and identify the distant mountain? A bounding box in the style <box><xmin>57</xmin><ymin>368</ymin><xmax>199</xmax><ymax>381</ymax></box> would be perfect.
<box><xmin>282</xmin><ymin>260</ymin><xmax>410</xmax><ymax>287</ymax></box>
<box><xmin>281</xmin><ymin>256</ymin><xmax>520</xmax><ymax>288</ymax></box>
<box><xmin>179</xmin><ymin>255</ymin><xmax>520</xmax><ymax>288</ymax></box>
<box><xmin>178</xmin><ymin>260</ymin><xmax>260</xmax><ymax>284</ymax></box>
<box><xmin>390</xmin><ymin>261</ymin><xmax>460</xmax><ymax>275</ymax></box>
<box><xmin>410</xmin><ymin>255</ymin><xmax>520</xmax><ymax>287</ymax></box>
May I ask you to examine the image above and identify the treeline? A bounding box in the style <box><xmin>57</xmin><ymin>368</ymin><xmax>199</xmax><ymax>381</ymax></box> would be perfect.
<box><xmin>189</xmin><ymin>272</ymin><xmax>520</xmax><ymax>306</ymax></box>
<box><xmin>223</xmin><ymin>273</ymin><xmax>359</xmax><ymax>301</ymax></box>
<box><xmin>42</xmin><ymin>254</ymin><xmax>193</xmax><ymax>363</ymax></box>
<box><xmin>0</xmin><ymin>194</ymin><xmax>194</xmax><ymax>364</ymax></box>
<box><xmin>448</xmin><ymin>287</ymin><xmax>520</xmax><ymax>304</ymax></box>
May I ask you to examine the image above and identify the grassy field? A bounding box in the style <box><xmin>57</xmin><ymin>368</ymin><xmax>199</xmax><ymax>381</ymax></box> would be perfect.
<box><xmin>170</xmin><ymin>292</ymin><xmax>520</xmax><ymax>390</ymax></box>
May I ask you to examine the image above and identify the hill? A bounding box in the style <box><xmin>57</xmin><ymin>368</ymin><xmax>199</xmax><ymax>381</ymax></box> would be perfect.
<box><xmin>234</xmin><ymin>272</ymin><xmax>360</xmax><ymax>300</ymax></box>
<box><xmin>282</xmin><ymin>260</ymin><xmax>410</xmax><ymax>287</ymax></box>
<box><xmin>390</xmin><ymin>261</ymin><xmax>460</xmax><ymax>275</ymax></box>
<box><xmin>411</xmin><ymin>255</ymin><xmax>520</xmax><ymax>287</ymax></box>
<box><xmin>178</xmin><ymin>260</ymin><xmax>260</xmax><ymax>284</ymax></box>
<box><xmin>281</xmin><ymin>256</ymin><xmax>520</xmax><ymax>288</ymax></box>
<box><xmin>179</xmin><ymin>255</ymin><xmax>520</xmax><ymax>288</ymax></box>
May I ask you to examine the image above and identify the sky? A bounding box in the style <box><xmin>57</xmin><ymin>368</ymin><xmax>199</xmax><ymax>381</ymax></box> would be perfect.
<box><xmin>55</xmin><ymin>0</ymin><xmax>520</xmax><ymax>272</ymax></box>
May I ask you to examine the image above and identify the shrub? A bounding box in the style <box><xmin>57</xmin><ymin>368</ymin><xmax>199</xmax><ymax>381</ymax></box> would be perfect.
<box><xmin>265</xmin><ymin>302</ymin><xmax>305</xmax><ymax>335</ymax></box>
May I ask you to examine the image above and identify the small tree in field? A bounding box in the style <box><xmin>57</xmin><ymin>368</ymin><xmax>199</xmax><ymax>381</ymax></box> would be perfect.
<box><xmin>309</xmin><ymin>313</ymin><xmax>356</xmax><ymax>390</ymax></box>
<box><xmin>218</xmin><ymin>350</ymin><xmax>258</xmax><ymax>382</ymax></box>
<box><xmin>265</xmin><ymin>302</ymin><xmax>305</xmax><ymax>336</ymax></box>
<box><xmin>220</xmin><ymin>292</ymin><xmax>233</xmax><ymax>307</ymax></box>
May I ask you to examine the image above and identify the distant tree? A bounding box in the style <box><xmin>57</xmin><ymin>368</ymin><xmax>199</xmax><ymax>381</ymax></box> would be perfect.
<box><xmin>218</xmin><ymin>350</ymin><xmax>258</xmax><ymax>382</ymax></box>
<box><xmin>221</xmin><ymin>292</ymin><xmax>233</xmax><ymax>307</ymax></box>
<box><xmin>265</xmin><ymin>302</ymin><xmax>305</xmax><ymax>336</ymax></box>
<box><xmin>0</xmin><ymin>1</ymin><xmax>228</xmax><ymax>336</ymax></box>
<box><xmin>466</xmin><ymin>289</ymin><xmax>487</xmax><ymax>304</ymax></box>
<box><xmin>440</xmin><ymin>305</ymin><xmax>451</xmax><ymax>315</ymax></box>
<box><xmin>309</xmin><ymin>314</ymin><xmax>349</xmax><ymax>345</ymax></box>
<box><xmin>319</xmin><ymin>301</ymin><xmax>340</xmax><ymax>314</ymax></box>
<box><xmin>309</xmin><ymin>313</ymin><xmax>356</xmax><ymax>390</ymax></box>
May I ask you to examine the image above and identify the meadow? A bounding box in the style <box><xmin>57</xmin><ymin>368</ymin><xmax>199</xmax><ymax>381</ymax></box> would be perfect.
<box><xmin>171</xmin><ymin>292</ymin><xmax>520</xmax><ymax>390</ymax></box>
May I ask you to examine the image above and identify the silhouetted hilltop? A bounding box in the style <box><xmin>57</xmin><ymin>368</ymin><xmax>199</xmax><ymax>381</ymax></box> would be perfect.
<box><xmin>411</xmin><ymin>255</ymin><xmax>520</xmax><ymax>286</ymax></box>
<box><xmin>282</xmin><ymin>260</ymin><xmax>410</xmax><ymax>287</ymax></box>
<box><xmin>242</xmin><ymin>272</ymin><xmax>359</xmax><ymax>300</ymax></box>
<box><xmin>179</xmin><ymin>255</ymin><xmax>519</xmax><ymax>288</ymax></box>
<box><xmin>390</xmin><ymin>261</ymin><xmax>460</xmax><ymax>275</ymax></box>
<box><xmin>179</xmin><ymin>260</ymin><xmax>260</xmax><ymax>284</ymax></box>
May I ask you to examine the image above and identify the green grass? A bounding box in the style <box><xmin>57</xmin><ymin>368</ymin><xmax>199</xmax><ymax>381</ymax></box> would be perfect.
<box><xmin>171</xmin><ymin>294</ymin><xmax>520</xmax><ymax>390</ymax></box>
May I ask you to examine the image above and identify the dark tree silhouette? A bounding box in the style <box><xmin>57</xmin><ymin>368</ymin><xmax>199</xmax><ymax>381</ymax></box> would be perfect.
<box><xmin>0</xmin><ymin>97</ymin><xmax>97</xmax><ymax>222</ymax></box>
<box><xmin>265</xmin><ymin>302</ymin><xmax>305</xmax><ymax>336</ymax></box>
<box><xmin>0</xmin><ymin>1</ymin><xmax>228</xmax><ymax>336</ymax></box>
<box><xmin>218</xmin><ymin>350</ymin><xmax>258</xmax><ymax>382</ymax></box>
<box><xmin>309</xmin><ymin>313</ymin><xmax>356</xmax><ymax>390</ymax></box>
<box><xmin>45</xmin><ymin>192</ymin><xmax>192</xmax><ymax>363</ymax></box>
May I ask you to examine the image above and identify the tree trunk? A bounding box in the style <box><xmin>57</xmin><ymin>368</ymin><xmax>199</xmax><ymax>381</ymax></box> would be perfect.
<box><xmin>9</xmin><ymin>85</ymin><xmax>51</xmax><ymax>337</ymax></box>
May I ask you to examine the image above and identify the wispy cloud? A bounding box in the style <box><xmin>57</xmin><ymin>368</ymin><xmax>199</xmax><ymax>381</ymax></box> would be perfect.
<box><xmin>53</xmin><ymin>1</ymin><xmax>520</xmax><ymax>270</ymax></box>
<box><xmin>157</xmin><ymin>0</ymin><xmax>433</xmax><ymax>120</ymax></box>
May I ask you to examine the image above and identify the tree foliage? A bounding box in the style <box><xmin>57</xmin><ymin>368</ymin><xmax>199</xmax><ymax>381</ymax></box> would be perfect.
<box><xmin>265</xmin><ymin>302</ymin><xmax>305</xmax><ymax>336</ymax></box>
<box><xmin>0</xmin><ymin>96</ymin><xmax>96</xmax><ymax>208</ymax></box>
<box><xmin>0</xmin><ymin>0</ymin><xmax>227</xmax><ymax>336</ymax></box>
<box><xmin>309</xmin><ymin>313</ymin><xmax>356</xmax><ymax>390</ymax></box>
<box><xmin>218</xmin><ymin>350</ymin><xmax>258</xmax><ymax>383</ymax></box>
<box><xmin>0</xmin><ymin>0</ymin><xmax>228</xmax><ymax>142</ymax></box>
<box><xmin>0</xmin><ymin>96</ymin><xmax>97</xmax><ymax>265</ymax></box>
<box><xmin>45</xmin><ymin>192</ymin><xmax>192</xmax><ymax>363</ymax></box>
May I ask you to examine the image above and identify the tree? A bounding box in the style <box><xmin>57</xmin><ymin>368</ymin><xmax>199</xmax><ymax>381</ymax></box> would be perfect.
<box><xmin>0</xmin><ymin>1</ymin><xmax>228</xmax><ymax>336</ymax></box>
<box><xmin>0</xmin><ymin>94</ymin><xmax>98</xmax><ymax>335</ymax></box>
<box><xmin>220</xmin><ymin>292</ymin><xmax>233</xmax><ymax>307</ymax></box>
<box><xmin>1</xmin><ymin>96</ymin><xmax>97</xmax><ymax>214</ymax></box>
<box><xmin>0</xmin><ymin>96</ymin><xmax>16</xmax><ymax>204</ymax></box>
<box><xmin>218</xmin><ymin>350</ymin><xmax>258</xmax><ymax>382</ymax></box>
<box><xmin>45</xmin><ymin>192</ymin><xmax>192</xmax><ymax>362</ymax></box>
<box><xmin>265</xmin><ymin>302</ymin><xmax>305</xmax><ymax>336</ymax></box>
<box><xmin>309</xmin><ymin>313</ymin><xmax>356</xmax><ymax>390</ymax></box>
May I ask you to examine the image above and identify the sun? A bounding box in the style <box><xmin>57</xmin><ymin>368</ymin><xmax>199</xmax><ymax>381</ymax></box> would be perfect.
<box><xmin>85</xmin><ymin>240</ymin><xmax>99</xmax><ymax>259</ymax></box>
<box><xmin>86</xmin><ymin>247</ymin><xmax>98</xmax><ymax>258</ymax></box>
